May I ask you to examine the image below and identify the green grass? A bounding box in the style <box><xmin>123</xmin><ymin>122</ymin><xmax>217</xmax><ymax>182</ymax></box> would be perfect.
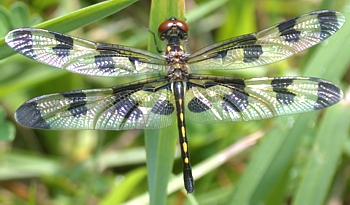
<box><xmin>0</xmin><ymin>0</ymin><xmax>349</xmax><ymax>204</ymax></box>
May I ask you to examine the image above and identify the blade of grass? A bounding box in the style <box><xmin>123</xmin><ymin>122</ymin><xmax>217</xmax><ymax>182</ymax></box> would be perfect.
<box><xmin>0</xmin><ymin>0</ymin><xmax>137</xmax><ymax>60</ymax></box>
<box><xmin>100</xmin><ymin>168</ymin><xmax>148</xmax><ymax>205</ymax></box>
<box><xmin>0</xmin><ymin>151</ymin><xmax>60</xmax><ymax>180</ymax></box>
<box><xmin>145</xmin><ymin>1</ymin><xmax>186</xmax><ymax>204</ymax></box>
<box><xmin>0</xmin><ymin>66</ymin><xmax>67</xmax><ymax>98</ymax></box>
<box><xmin>292</xmin><ymin>100</ymin><xmax>350</xmax><ymax>205</ymax></box>
<box><xmin>186</xmin><ymin>0</ymin><xmax>229</xmax><ymax>24</ymax></box>
<box><xmin>168</xmin><ymin>131</ymin><xmax>264</xmax><ymax>193</ymax></box>
<box><xmin>0</xmin><ymin>147</ymin><xmax>147</xmax><ymax>180</ymax></box>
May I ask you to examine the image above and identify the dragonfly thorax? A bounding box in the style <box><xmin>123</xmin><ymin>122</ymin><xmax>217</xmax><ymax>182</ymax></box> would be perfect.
<box><xmin>166</xmin><ymin>49</ymin><xmax>189</xmax><ymax>81</ymax></box>
<box><xmin>165</xmin><ymin>39</ymin><xmax>188</xmax><ymax>81</ymax></box>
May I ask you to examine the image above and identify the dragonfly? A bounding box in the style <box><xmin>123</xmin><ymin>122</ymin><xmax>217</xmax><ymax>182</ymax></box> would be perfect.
<box><xmin>6</xmin><ymin>10</ymin><xmax>345</xmax><ymax>193</ymax></box>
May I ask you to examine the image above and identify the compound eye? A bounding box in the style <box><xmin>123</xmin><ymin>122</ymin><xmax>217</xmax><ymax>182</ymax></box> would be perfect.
<box><xmin>174</xmin><ymin>20</ymin><xmax>189</xmax><ymax>32</ymax></box>
<box><xmin>158</xmin><ymin>18</ymin><xmax>189</xmax><ymax>34</ymax></box>
<box><xmin>158</xmin><ymin>19</ymin><xmax>175</xmax><ymax>34</ymax></box>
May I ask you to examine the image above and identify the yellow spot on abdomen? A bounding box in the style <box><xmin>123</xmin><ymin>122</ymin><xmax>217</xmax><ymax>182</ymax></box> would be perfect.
<box><xmin>179</xmin><ymin>99</ymin><xmax>182</xmax><ymax>105</ymax></box>
<box><xmin>184</xmin><ymin>157</ymin><xmax>189</xmax><ymax>164</ymax></box>
<box><xmin>180</xmin><ymin>113</ymin><xmax>184</xmax><ymax>121</ymax></box>
<box><xmin>182</xmin><ymin>142</ymin><xmax>188</xmax><ymax>153</ymax></box>
<box><xmin>181</xmin><ymin>126</ymin><xmax>186</xmax><ymax>137</ymax></box>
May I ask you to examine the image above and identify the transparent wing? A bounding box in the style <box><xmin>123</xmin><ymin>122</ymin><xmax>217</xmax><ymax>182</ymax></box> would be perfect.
<box><xmin>5</xmin><ymin>28</ymin><xmax>166</xmax><ymax>77</ymax></box>
<box><xmin>187</xmin><ymin>10</ymin><xmax>345</xmax><ymax>71</ymax></box>
<box><xmin>185</xmin><ymin>76</ymin><xmax>343</xmax><ymax>123</ymax></box>
<box><xmin>15</xmin><ymin>79</ymin><xmax>176</xmax><ymax>130</ymax></box>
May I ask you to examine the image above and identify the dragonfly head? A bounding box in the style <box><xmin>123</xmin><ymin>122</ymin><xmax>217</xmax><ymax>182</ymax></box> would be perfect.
<box><xmin>158</xmin><ymin>17</ymin><xmax>189</xmax><ymax>41</ymax></box>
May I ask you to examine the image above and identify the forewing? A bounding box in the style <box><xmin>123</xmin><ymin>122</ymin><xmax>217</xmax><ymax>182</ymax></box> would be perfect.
<box><xmin>5</xmin><ymin>28</ymin><xmax>166</xmax><ymax>77</ymax></box>
<box><xmin>185</xmin><ymin>76</ymin><xmax>343</xmax><ymax>123</ymax></box>
<box><xmin>15</xmin><ymin>80</ymin><xmax>176</xmax><ymax>130</ymax></box>
<box><xmin>187</xmin><ymin>10</ymin><xmax>345</xmax><ymax>71</ymax></box>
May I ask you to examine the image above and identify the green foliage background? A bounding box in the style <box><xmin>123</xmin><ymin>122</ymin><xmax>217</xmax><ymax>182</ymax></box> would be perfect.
<box><xmin>0</xmin><ymin>0</ymin><xmax>349</xmax><ymax>204</ymax></box>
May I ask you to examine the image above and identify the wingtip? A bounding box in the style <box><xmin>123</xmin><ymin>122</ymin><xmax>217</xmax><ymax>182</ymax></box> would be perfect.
<box><xmin>310</xmin><ymin>78</ymin><xmax>344</xmax><ymax>110</ymax></box>
<box><xmin>15</xmin><ymin>100</ymin><xmax>51</xmax><ymax>129</ymax></box>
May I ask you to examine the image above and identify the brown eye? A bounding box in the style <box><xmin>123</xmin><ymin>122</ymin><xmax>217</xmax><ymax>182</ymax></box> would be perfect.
<box><xmin>158</xmin><ymin>18</ymin><xmax>189</xmax><ymax>34</ymax></box>
<box><xmin>158</xmin><ymin>19</ymin><xmax>175</xmax><ymax>34</ymax></box>
<box><xmin>174</xmin><ymin>20</ymin><xmax>189</xmax><ymax>32</ymax></box>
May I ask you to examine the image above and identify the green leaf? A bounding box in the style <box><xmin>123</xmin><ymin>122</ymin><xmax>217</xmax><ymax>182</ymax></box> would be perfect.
<box><xmin>292</xmin><ymin>102</ymin><xmax>350</xmax><ymax>204</ymax></box>
<box><xmin>9</xmin><ymin>2</ymin><xmax>31</xmax><ymax>28</ymax></box>
<box><xmin>0</xmin><ymin>6</ymin><xmax>12</xmax><ymax>37</ymax></box>
<box><xmin>0</xmin><ymin>121</ymin><xmax>15</xmax><ymax>141</ymax></box>
<box><xmin>0</xmin><ymin>151</ymin><xmax>59</xmax><ymax>180</ymax></box>
<box><xmin>0</xmin><ymin>107</ymin><xmax>15</xmax><ymax>141</ymax></box>
<box><xmin>0</xmin><ymin>66</ymin><xmax>67</xmax><ymax>98</ymax></box>
<box><xmin>186</xmin><ymin>0</ymin><xmax>229</xmax><ymax>23</ymax></box>
<box><xmin>100</xmin><ymin>168</ymin><xmax>148</xmax><ymax>205</ymax></box>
